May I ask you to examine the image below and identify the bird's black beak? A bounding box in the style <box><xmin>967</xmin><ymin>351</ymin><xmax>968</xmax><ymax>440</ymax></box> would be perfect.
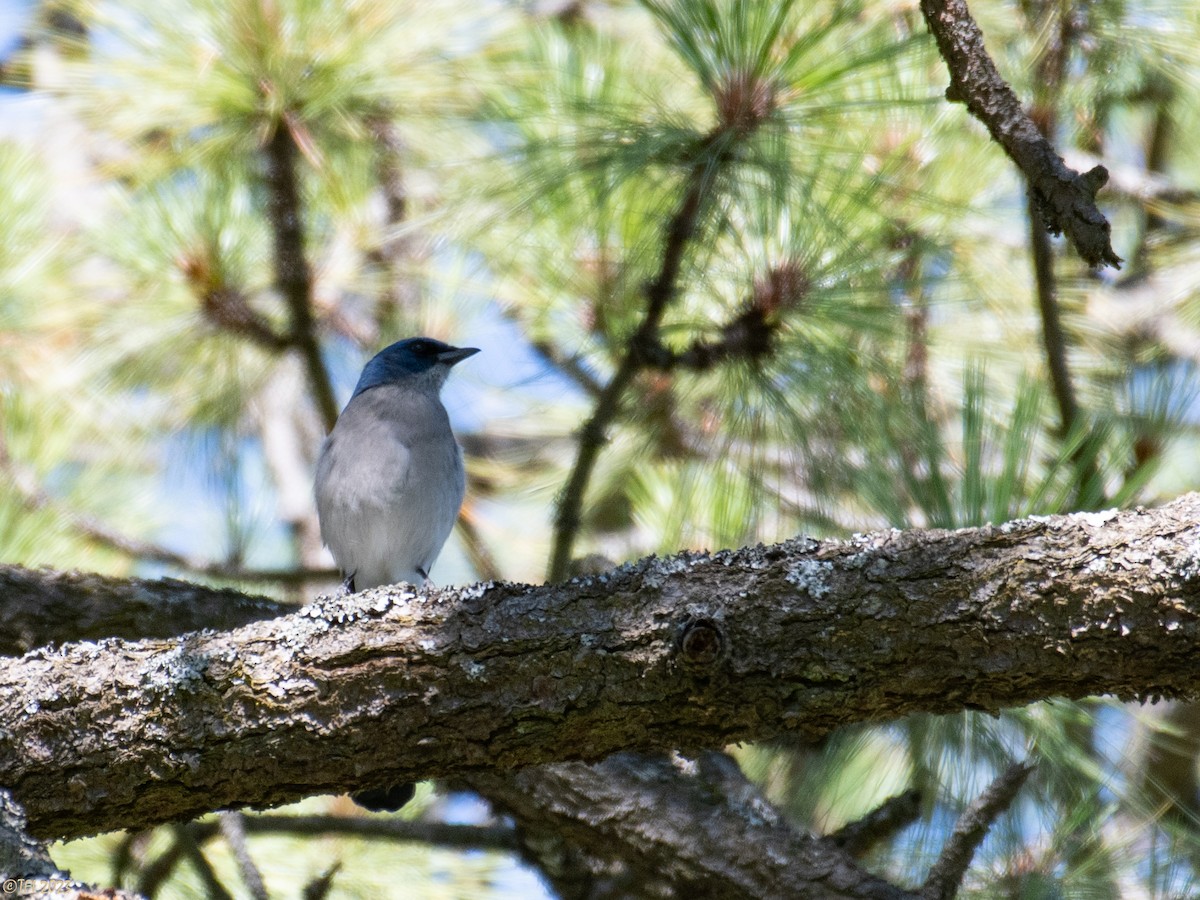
<box><xmin>438</xmin><ymin>346</ymin><xmax>480</xmax><ymax>366</ymax></box>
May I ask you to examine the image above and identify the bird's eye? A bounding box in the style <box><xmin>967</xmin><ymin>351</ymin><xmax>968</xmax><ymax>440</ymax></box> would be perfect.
<box><xmin>411</xmin><ymin>341</ymin><xmax>432</xmax><ymax>355</ymax></box>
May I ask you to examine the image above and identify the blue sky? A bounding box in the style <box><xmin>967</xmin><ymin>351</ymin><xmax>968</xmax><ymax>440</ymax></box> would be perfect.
<box><xmin>0</xmin><ymin>0</ymin><xmax>32</xmax><ymax>61</ymax></box>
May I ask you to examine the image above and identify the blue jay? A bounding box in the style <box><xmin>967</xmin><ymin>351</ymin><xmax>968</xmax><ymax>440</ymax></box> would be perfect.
<box><xmin>315</xmin><ymin>337</ymin><xmax>479</xmax><ymax>593</ymax></box>
<box><xmin>315</xmin><ymin>337</ymin><xmax>478</xmax><ymax>813</ymax></box>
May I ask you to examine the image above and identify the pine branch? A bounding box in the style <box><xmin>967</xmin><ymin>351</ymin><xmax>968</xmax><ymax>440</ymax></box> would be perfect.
<box><xmin>829</xmin><ymin>789</ymin><xmax>922</xmax><ymax>858</ymax></box>
<box><xmin>920</xmin><ymin>760</ymin><xmax>1035</xmax><ymax>899</ymax></box>
<box><xmin>468</xmin><ymin>752</ymin><xmax>917</xmax><ymax>899</ymax></box>
<box><xmin>919</xmin><ymin>0</ymin><xmax>1121</xmax><ymax>268</ymax></box>
<box><xmin>0</xmin><ymin>432</ymin><xmax>335</xmax><ymax>591</ymax></box>
<box><xmin>263</xmin><ymin>118</ymin><xmax>340</xmax><ymax>433</ymax></box>
<box><xmin>547</xmin><ymin>155</ymin><xmax>714</xmax><ymax>582</ymax></box>
<box><xmin>6</xmin><ymin>496</ymin><xmax>1200</xmax><ymax>841</ymax></box>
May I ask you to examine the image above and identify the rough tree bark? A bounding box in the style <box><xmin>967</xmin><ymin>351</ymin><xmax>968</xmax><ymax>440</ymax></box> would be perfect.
<box><xmin>3</xmin><ymin>496</ymin><xmax>1200</xmax><ymax>898</ymax></box>
<box><xmin>919</xmin><ymin>0</ymin><xmax>1121</xmax><ymax>268</ymax></box>
<box><xmin>465</xmin><ymin>752</ymin><xmax>917</xmax><ymax>900</ymax></box>
<box><xmin>3</xmin><ymin>496</ymin><xmax>1199</xmax><ymax>843</ymax></box>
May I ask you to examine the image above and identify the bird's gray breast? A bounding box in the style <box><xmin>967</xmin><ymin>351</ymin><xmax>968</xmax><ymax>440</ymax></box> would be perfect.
<box><xmin>314</xmin><ymin>384</ymin><xmax>465</xmax><ymax>588</ymax></box>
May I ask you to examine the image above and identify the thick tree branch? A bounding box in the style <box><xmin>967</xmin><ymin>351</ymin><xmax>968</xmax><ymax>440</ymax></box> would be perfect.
<box><xmin>5</xmin><ymin>497</ymin><xmax>1200</xmax><ymax>843</ymax></box>
<box><xmin>0</xmin><ymin>567</ymin><xmax>290</xmax><ymax>657</ymax></box>
<box><xmin>918</xmin><ymin>0</ymin><xmax>1121</xmax><ymax>268</ymax></box>
<box><xmin>468</xmin><ymin>753</ymin><xmax>916</xmax><ymax>900</ymax></box>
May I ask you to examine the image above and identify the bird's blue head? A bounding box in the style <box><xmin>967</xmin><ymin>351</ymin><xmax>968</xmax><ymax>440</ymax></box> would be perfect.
<box><xmin>350</xmin><ymin>337</ymin><xmax>479</xmax><ymax>401</ymax></box>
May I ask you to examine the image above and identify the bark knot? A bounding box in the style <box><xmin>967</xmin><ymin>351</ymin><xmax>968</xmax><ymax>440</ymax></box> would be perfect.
<box><xmin>678</xmin><ymin>618</ymin><xmax>726</xmax><ymax>671</ymax></box>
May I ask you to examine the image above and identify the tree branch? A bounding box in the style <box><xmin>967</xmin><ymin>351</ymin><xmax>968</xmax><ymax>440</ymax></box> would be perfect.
<box><xmin>5</xmin><ymin>497</ymin><xmax>1200</xmax><ymax>842</ymax></box>
<box><xmin>187</xmin><ymin>276</ymin><xmax>291</xmax><ymax>352</ymax></box>
<box><xmin>0</xmin><ymin>432</ymin><xmax>337</xmax><ymax>590</ymax></box>
<box><xmin>467</xmin><ymin>752</ymin><xmax>917</xmax><ymax>899</ymax></box>
<box><xmin>456</xmin><ymin>497</ymin><xmax>503</xmax><ymax>582</ymax></box>
<box><xmin>264</xmin><ymin>117</ymin><xmax>340</xmax><ymax>433</ymax></box>
<box><xmin>0</xmin><ymin>566</ymin><xmax>290</xmax><ymax>657</ymax></box>
<box><xmin>829</xmin><ymin>789</ymin><xmax>922</xmax><ymax>858</ymax></box>
<box><xmin>217</xmin><ymin>812</ymin><xmax>267</xmax><ymax>900</ymax></box>
<box><xmin>127</xmin><ymin>814</ymin><xmax>513</xmax><ymax>897</ymax></box>
<box><xmin>547</xmin><ymin>157</ymin><xmax>714</xmax><ymax>582</ymax></box>
<box><xmin>638</xmin><ymin>263</ymin><xmax>808</xmax><ymax>374</ymax></box>
<box><xmin>918</xmin><ymin>0</ymin><xmax>1121</xmax><ymax>268</ymax></box>
<box><xmin>920</xmin><ymin>760</ymin><xmax>1035</xmax><ymax>899</ymax></box>
<box><xmin>530</xmin><ymin>338</ymin><xmax>605</xmax><ymax>397</ymax></box>
<box><xmin>171</xmin><ymin>823</ymin><xmax>234</xmax><ymax>900</ymax></box>
<box><xmin>363</xmin><ymin>114</ymin><xmax>421</xmax><ymax>338</ymax></box>
<box><xmin>546</xmin><ymin>52</ymin><xmax>795</xmax><ymax>580</ymax></box>
<box><xmin>1018</xmin><ymin>2</ymin><xmax>1104</xmax><ymax>509</ymax></box>
<box><xmin>1027</xmin><ymin>190</ymin><xmax>1104</xmax><ymax>508</ymax></box>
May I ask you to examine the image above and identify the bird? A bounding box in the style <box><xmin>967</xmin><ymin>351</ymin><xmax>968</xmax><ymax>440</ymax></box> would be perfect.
<box><xmin>315</xmin><ymin>336</ymin><xmax>479</xmax><ymax>593</ymax></box>
<box><xmin>314</xmin><ymin>336</ymin><xmax>478</xmax><ymax>812</ymax></box>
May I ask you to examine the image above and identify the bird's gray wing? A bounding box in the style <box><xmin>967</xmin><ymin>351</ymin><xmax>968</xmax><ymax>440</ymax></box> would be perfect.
<box><xmin>314</xmin><ymin>395</ymin><xmax>415</xmax><ymax>588</ymax></box>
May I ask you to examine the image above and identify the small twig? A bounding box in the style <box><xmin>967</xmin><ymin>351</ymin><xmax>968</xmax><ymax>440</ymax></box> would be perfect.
<box><xmin>1028</xmin><ymin>199</ymin><xmax>1079</xmax><ymax>439</ymax></box>
<box><xmin>919</xmin><ymin>0</ymin><xmax>1120</xmax><ymax>268</ymax></box>
<box><xmin>1063</xmin><ymin>150</ymin><xmax>1200</xmax><ymax>208</ymax></box>
<box><xmin>456</xmin><ymin>498</ymin><xmax>502</xmax><ymax>582</ymax></box>
<box><xmin>1028</xmin><ymin>193</ymin><xmax>1103</xmax><ymax>508</ymax></box>
<box><xmin>264</xmin><ymin>117</ymin><xmax>340</xmax><ymax>433</ymax></box>
<box><xmin>218</xmin><ymin>812</ymin><xmax>269</xmax><ymax>900</ymax></box>
<box><xmin>137</xmin><ymin>833</ymin><xmax>189</xmax><ymax>897</ymax></box>
<box><xmin>668</xmin><ymin>263</ymin><xmax>808</xmax><ymax>372</ymax></box>
<box><xmin>149</xmin><ymin>813</ymin><xmax>519</xmax><ymax>855</ymax></box>
<box><xmin>547</xmin><ymin>158</ymin><xmax>714</xmax><ymax>582</ymax></box>
<box><xmin>194</xmin><ymin>283</ymin><xmax>291</xmax><ymax>351</ymax></box>
<box><xmin>173</xmin><ymin>824</ymin><xmax>235</xmax><ymax>900</ymax></box>
<box><xmin>828</xmin><ymin>789</ymin><xmax>922</xmax><ymax>858</ymax></box>
<box><xmin>1018</xmin><ymin>3</ymin><xmax>1104</xmax><ymax>509</ymax></box>
<box><xmin>365</xmin><ymin>115</ymin><xmax>420</xmax><ymax>335</ymax></box>
<box><xmin>111</xmin><ymin>831</ymin><xmax>155</xmax><ymax>888</ymax></box>
<box><xmin>921</xmin><ymin>760</ymin><xmax>1035</xmax><ymax>900</ymax></box>
<box><xmin>0</xmin><ymin>433</ymin><xmax>335</xmax><ymax>587</ymax></box>
<box><xmin>238</xmin><ymin>814</ymin><xmax>519</xmax><ymax>851</ymax></box>
<box><xmin>301</xmin><ymin>862</ymin><xmax>342</xmax><ymax>900</ymax></box>
<box><xmin>530</xmin><ymin>339</ymin><xmax>604</xmax><ymax>397</ymax></box>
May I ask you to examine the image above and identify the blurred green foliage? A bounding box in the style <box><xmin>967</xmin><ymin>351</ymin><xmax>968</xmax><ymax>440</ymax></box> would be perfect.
<box><xmin>5</xmin><ymin>0</ymin><xmax>1200</xmax><ymax>895</ymax></box>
